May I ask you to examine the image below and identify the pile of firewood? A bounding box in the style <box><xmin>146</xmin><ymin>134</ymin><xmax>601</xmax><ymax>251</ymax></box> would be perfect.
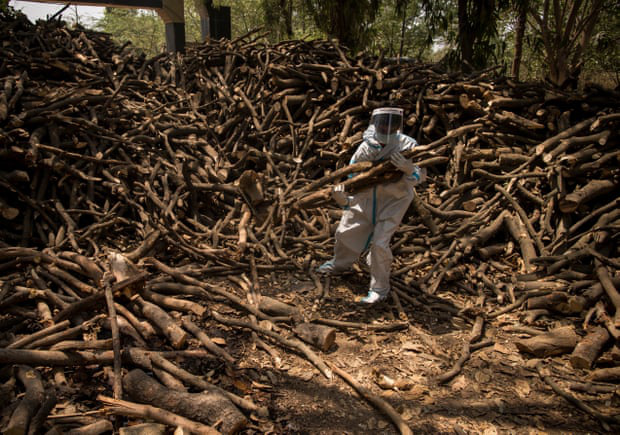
<box><xmin>1</xmin><ymin>10</ymin><xmax>619</xmax><ymax>433</ymax></box>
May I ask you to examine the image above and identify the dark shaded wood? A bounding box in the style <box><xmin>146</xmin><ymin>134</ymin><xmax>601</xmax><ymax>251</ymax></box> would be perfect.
<box><xmin>123</xmin><ymin>369</ymin><xmax>246</xmax><ymax>435</ymax></box>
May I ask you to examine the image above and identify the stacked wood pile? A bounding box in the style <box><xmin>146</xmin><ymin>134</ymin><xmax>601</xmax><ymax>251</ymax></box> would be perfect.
<box><xmin>1</xmin><ymin>10</ymin><xmax>619</xmax><ymax>433</ymax></box>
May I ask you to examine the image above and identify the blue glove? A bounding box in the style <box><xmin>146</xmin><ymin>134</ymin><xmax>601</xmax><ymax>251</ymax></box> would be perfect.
<box><xmin>410</xmin><ymin>165</ymin><xmax>427</xmax><ymax>183</ymax></box>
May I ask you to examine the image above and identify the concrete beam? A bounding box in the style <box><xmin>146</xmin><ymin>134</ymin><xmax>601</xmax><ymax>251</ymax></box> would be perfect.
<box><xmin>25</xmin><ymin>0</ymin><xmax>164</xmax><ymax>8</ymax></box>
<box><xmin>156</xmin><ymin>0</ymin><xmax>183</xmax><ymax>24</ymax></box>
<box><xmin>193</xmin><ymin>0</ymin><xmax>209</xmax><ymax>40</ymax></box>
<box><xmin>20</xmin><ymin>0</ymin><xmax>186</xmax><ymax>52</ymax></box>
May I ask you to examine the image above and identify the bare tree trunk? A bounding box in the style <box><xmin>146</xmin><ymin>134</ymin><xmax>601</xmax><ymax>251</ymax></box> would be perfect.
<box><xmin>511</xmin><ymin>0</ymin><xmax>529</xmax><ymax>79</ymax></box>
<box><xmin>458</xmin><ymin>0</ymin><xmax>475</xmax><ymax>71</ymax></box>
<box><xmin>398</xmin><ymin>1</ymin><xmax>408</xmax><ymax>60</ymax></box>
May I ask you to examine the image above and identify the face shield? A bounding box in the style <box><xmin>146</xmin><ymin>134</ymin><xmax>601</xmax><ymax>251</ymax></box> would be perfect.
<box><xmin>370</xmin><ymin>107</ymin><xmax>404</xmax><ymax>146</ymax></box>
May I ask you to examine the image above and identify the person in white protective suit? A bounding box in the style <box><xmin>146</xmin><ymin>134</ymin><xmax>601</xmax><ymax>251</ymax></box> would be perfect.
<box><xmin>318</xmin><ymin>107</ymin><xmax>426</xmax><ymax>304</ymax></box>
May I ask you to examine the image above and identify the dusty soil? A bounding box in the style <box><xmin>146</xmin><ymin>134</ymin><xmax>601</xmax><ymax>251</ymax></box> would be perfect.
<box><xmin>180</xmin><ymin>266</ymin><xmax>620</xmax><ymax>435</ymax></box>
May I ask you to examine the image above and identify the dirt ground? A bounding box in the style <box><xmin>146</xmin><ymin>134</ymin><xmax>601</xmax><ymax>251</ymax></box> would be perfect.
<box><xmin>188</xmin><ymin>267</ymin><xmax>620</xmax><ymax>435</ymax></box>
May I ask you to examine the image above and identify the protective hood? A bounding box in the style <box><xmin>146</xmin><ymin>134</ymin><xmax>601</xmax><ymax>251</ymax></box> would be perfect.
<box><xmin>370</xmin><ymin>107</ymin><xmax>403</xmax><ymax>146</ymax></box>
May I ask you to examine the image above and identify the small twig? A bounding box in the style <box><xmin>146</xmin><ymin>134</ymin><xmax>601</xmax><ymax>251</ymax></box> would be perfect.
<box><xmin>313</xmin><ymin>318</ymin><xmax>409</xmax><ymax>332</ymax></box>
<box><xmin>435</xmin><ymin>316</ymin><xmax>490</xmax><ymax>384</ymax></box>
<box><xmin>535</xmin><ymin>361</ymin><xmax>620</xmax><ymax>425</ymax></box>
<box><xmin>212</xmin><ymin>310</ymin><xmax>332</xmax><ymax>379</ymax></box>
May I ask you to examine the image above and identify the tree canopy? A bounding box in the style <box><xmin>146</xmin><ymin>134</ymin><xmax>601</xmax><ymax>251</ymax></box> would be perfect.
<box><xmin>78</xmin><ymin>0</ymin><xmax>619</xmax><ymax>89</ymax></box>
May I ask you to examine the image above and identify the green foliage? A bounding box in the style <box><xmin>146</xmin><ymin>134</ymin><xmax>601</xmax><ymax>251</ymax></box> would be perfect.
<box><xmin>581</xmin><ymin>1</ymin><xmax>620</xmax><ymax>88</ymax></box>
<box><xmin>261</xmin><ymin>0</ymin><xmax>294</xmax><ymax>41</ymax></box>
<box><xmin>526</xmin><ymin>0</ymin><xmax>609</xmax><ymax>88</ymax></box>
<box><xmin>370</xmin><ymin>0</ymin><xmax>438</xmax><ymax>61</ymax></box>
<box><xmin>303</xmin><ymin>0</ymin><xmax>381</xmax><ymax>53</ymax></box>
<box><xmin>96</xmin><ymin>3</ymin><xmax>202</xmax><ymax>56</ymax></box>
<box><xmin>230</xmin><ymin>0</ymin><xmax>265</xmax><ymax>36</ymax></box>
<box><xmin>87</xmin><ymin>0</ymin><xmax>617</xmax><ymax>87</ymax></box>
<box><xmin>96</xmin><ymin>8</ymin><xmax>165</xmax><ymax>56</ymax></box>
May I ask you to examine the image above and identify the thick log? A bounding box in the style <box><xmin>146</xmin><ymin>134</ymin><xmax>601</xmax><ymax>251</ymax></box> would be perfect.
<box><xmin>140</xmin><ymin>289</ymin><xmax>207</xmax><ymax>318</ymax></box>
<box><xmin>27</xmin><ymin>387</ymin><xmax>56</xmax><ymax>435</ymax></box>
<box><xmin>5</xmin><ymin>366</ymin><xmax>45</xmax><ymax>435</ymax></box>
<box><xmin>514</xmin><ymin>325</ymin><xmax>579</xmax><ymax>357</ymax></box>
<box><xmin>293</xmin><ymin>322</ymin><xmax>336</xmax><ymax>352</ymax></box>
<box><xmin>526</xmin><ymin>291</ymin><xmax>583</xmax><ymax>314</ymax></box>
<box><xmin>98</xmin><ymin>395</ymin><xmax>219</xmax><ymax>435</ymax></box>
<box><xmin>589</xmin><ymin>366</ymin><xmax>620</xmax><ymax>382</ymax></box>
<box><xmin>237</xmin><ymin>169</ymin><xmax>264</xmax><ymax>205</ymax></box>
<box><xmin>122</xmin><ymin>369</ymin><xmax>246</xmax><ymax>435</ymax></box>
<box><xmin>559</xmin><ymin>180</ymin><xmax>617</xmax><ymax>213</ymax></box>
<box><xmin>570</xmin><ymin>326</ymin><xmax>610</xmax><ymax>369</ymax></box>
<box><xmin>258</xmin><ymin>295</ymin><xmax>302</xmax><ymax>320</ymax></box>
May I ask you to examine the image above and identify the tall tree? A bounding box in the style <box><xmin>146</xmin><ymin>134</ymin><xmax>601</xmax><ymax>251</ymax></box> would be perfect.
<box><xmin>262</xmin><ymin>0</ymin><xmax>293</xmax><ymax>40</ymax></box>
<box><xmin>510</xmin><ymin>0</ymin><xmax>529</xmax><ymax>79</ymax></box>
<box><xmin>374</xmin><ymin>0</ymin><xmax>438</xmax><ymax>61</ymax></box>
<box><xmin>229</xmin><ymin>0</ymin><xmax>264</xmax><ymax>36</ymax></box>
<box><xmin>97</xmin><ymin>8</ymin><xmax>165</xmax><ymax>56</ymax></box>
<box><xmin>410</xmin><ymin>0</ymin><xmax>508</xmax><ymax>71</ymax></box>
<box><xmin>528</xmin><ymin>0</ymin><xmax>605</xmax><ymax>88</ymax></box>
<box><xmin>455</xmin><ymin>0</ymin><xmax>509</xmax><ymax>71</ymax></box>
<box><xmin>303</xmin><ymin>0</ymin><xmax>381</xmax><ymax>53</ymax></box>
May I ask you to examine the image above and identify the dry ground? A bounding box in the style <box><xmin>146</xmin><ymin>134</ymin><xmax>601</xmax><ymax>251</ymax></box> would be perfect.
<box><xmin>180</xmin><ymin>267</ymin><xmax>620</xmax><ymax>435</ymax></box>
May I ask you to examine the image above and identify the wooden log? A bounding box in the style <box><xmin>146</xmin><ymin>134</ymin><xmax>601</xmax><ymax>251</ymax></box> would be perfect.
<box><xmin>131</xmin><ymin>295</ymin><xmax>188</xmax><ymax>349</ymax></box>
<box><xmin>27</xmin><ymin>387</ymin><xmax>56</xmax><ymax>435</ymax></box>
<box><xmin>67</xmin><ymin>420</ymin><xmax>114</xmax><ymax>435</ymax></box>
<box><xmin>293</xmin><ymin>322</ymin><xmax>336</xmax><ymax>352</ymax></box>
<box><xmin>5</xmin><ymin>366</ymin><xmax>45</xmax><ymax>435</ymax></box>
<box><xmin>594</xmin><ymin>259</ymin><xmax>620</xmax><ymax>327</ymax></box>
<box><xmin>6</xmin><ymin>320</ymin><xmax>71</xmax><ymax>349</ymax></box>
<box><xmin>123</xmin><ymin>369</ymin><xmax>246</xmax><ymax>435</ymax></box>
<box><xmin>237</xmin><ymin>169</ymin><xmax>264</xmax><ymax>205</ymax></box>
<box><xmin>144</xmin><ymin>350</ymin><xmax>263</xmax><ymax>416</ymax></box>
<box><xmin>536</xmin><ymin>361</ymin><xmax>620</xmax><ymax>425</ymax></box>
<box><xmin>114</xmin><ymin>302</ymin><xmax>157</xmax><ymax>340</ymax></box>
<box><xmin>98</xmin><ymin>395</ymin><xmax>219</xmax><ymax>435</ymax></box>
<box><xmin>559</xmin><ymin>180</ymin><xmax>617</xmax><ymax>213</ymax></box>
<box><xmin>514</xmin><ymin>325</ymin><xmax>579</xmax><ymax>357</ymax></box>
<box><xmin>460</xmin><ymin>210</ymin><xmax>510</xmax><ymax>255</ymax></box>
<box><xmin>140</xmin><ymin>289</ymin><xmax>207</xmax><ymax>318</ymax></box>
<box><xmin>103</xmin><ymin>272</ymin><xmax>122</xmax><ymax>399</ymax></box>
<box><xmin>0</xmin><ymin>349</ymin><xmax>115</xmax><ymax>366</ymax></box>
<box><xmin>526</xmin><ymin>291</ymin><xmax>581</xmax><ymax>314</ymax></box>
<box><xmin>534</xmin><ymin>116</ymin><xmax>596</xmax><ymax>156</ymax></box>
<box><xmin>504</xmin><ymin>213</ymin><xmax>537</xmax><ymax>273</ymax></box>
<box><xmin>26</xmin><ymin>314</ymin><xmax>106</xmax><ymax>349</ymax></box>
<box><xmin>258</xmin><ymin>295</ymin><xmax>302</xmax><ymax>320</ymax></box>
<box><xmin>212</xmin><ymin>310</ymin><xmax>332</xmax><ymax>379</ymax></box>
<box><xmin>570</xmin><ymin>326</ymin><xmax>610</xmax><ymax>369</ymax></box>
<box><xmin>589</xmin><ymin>366</ymin><xmax>620</xmax><ymax>382</ymax></box>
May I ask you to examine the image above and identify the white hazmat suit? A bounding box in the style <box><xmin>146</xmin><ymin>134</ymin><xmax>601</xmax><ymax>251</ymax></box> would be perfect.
<box><xmin>318</xmin><ymin>108</ymin><xmax>426</xmax><ymax>303</ymax></box>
